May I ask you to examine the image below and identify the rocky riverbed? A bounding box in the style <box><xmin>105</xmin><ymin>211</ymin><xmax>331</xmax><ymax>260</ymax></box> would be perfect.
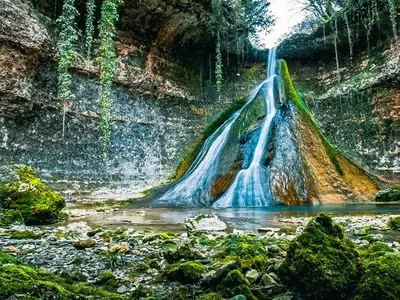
<box><xmin>1</xmin><ymin>213</ymin><xmax>400</xmax><ymax>299</ymax></box>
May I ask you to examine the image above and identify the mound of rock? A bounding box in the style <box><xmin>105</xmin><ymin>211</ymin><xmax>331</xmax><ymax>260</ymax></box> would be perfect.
<box><xmin>0</xmin><ymin>164</ymin><xmax>65</xmax><ymax>225</ymax></box>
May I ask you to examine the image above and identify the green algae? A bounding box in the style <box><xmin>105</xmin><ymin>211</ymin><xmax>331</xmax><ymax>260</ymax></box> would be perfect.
<box><xmin>0</xmin><ymin>165</ymin><xmax>66</xmax><ymax>225</ymax></box>
<box><xmin>278</xmin><ymin>60</ymin><xmax>344</xmax><ymax>176</ymax></box>
<box><xmin>164</xmin><ymin>261</ymin><xmax>205</xmax><ymax>284</ymax></box>
<box><xmin>279</xmin><ymin>214</ymin><xmax>362</xmax><ymax>299</ymax></box>
<box><xmin>0</xmin><ymin>251</ymin><xmax>124</xmax><ymax>299</ymax></box>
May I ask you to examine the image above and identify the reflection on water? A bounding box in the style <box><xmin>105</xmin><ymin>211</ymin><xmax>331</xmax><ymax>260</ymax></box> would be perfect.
<box><xmin>79</xmin><ymin>204</ymin><xmax>400</xmax><ymax>232</ymax></box>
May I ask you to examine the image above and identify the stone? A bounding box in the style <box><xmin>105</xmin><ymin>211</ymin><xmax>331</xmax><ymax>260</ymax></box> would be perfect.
<box><xmin>185</xmin><ymin>214</ymin><xmax>227</xmax><ymax>231</ymax></box>
<box><xmin>0</xmin><ymin>165</ymin><xmax>65</xmax><ymax>225</ymax></box>
<box><xmin>117</xmin><ymin>285</ymin><xmax>129</xmax><ymax>294</ymax></box>
<box><xmin>229</xmin><ymin>295</ymin><xmax>247</xmax><ymax>300</ymax></box>
<box><xmin>202</xmin><ymin>261</ymin><xmax>240</xmax><ymax>286</ymax></box>
<box><xmin>262</xmin><ymin>273</ymin><xmax>278</xmax><ymax>286</ymax></box>
<box><xmin>245</xmin><ymin>269</ymin><xmax>260</xmax><ymax>283</ymax></box>
<box><xmin>74</xmin><ymin>240</ymin><xmax>96</xmax><ymax>250</ymax></box>
<box><xmin>353</xmin><ymin>227</ymin><xmax>370</xmax><ymax>236</ymax></box>
<box><xmin>109</xmin><ymin>244</ymin><xmax>130</xmax><ymax>254</ymax></box>
<box><xmin>3</xmin><ymin>245</ymin><xmax>19</xmax><ymax>253</ymax></box>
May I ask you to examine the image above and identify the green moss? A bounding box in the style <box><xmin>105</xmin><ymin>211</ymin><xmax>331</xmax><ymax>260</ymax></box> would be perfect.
<box><xmin>217</xmin><ymin>270</ymin><xmax>257</xmax><ymax>299</ymax></box>
<box><xmin>166</xmin><ymin>286</ymin><xmax>189</xmax><ymax>300</ymax></box>
<box><xmin>278</xmin><ymin>60</ymin><xmax>344</xmax><ymax>176</ymax></box>
<box><xmin>355</xmin><ymin>244</ymin><xmax>400</xmax><ymax>300</ymax></box>
<box><xmin>388</xmin><ymin>216</ymin><xmax>400</xmax><ymax>230</ymax></box>
<box><xmin>199</xmin><ymin>292</ymin><xmax>224</xmax><ymax>300</ymax></box>
<box><xmin>279</xmin><ymin>214</ymin><xmax>362</xmax><ymax>299</ymax></box>
<box><xmin>60</xmin><ymin>270</ymin><xmax>87</xmax><ymax>284</ymax></box>
<box><xmin>129</xmin><ymin>262</ymin><xmax>150</xmax><ymax>277</ymax></box>
<box><xmin>214</xmin><ymin>234</ymin><xmax>267</xmax><ymax>259</ymax></box>
<box><xmin>174</xmin><ymin>96</ymin><xmax>247</xmax><ymax>179</ymax></box>
<box><xmin>376</xmin><ymin>188</ymin><xmax>400</xmax><ymax>202</ymax></box>
<box><xmin>131</xmin><ymin>284</ymin><xmax>154</xmax><ymax>298</ymax></box>
<box><xmin>97</xmin><ymin>270</ymin><xmax>116</xmax><ymax>284</ymax></box>
<box><xmin>0</xmin><ymin>165</ymin><xmax>66</xmax><ymax>225</ymax></box>
<box><xmin>10</xmin><ymin>231</ymin><xmax>42</xmax><ymax>240</ymax></box>
<box><xmin>164</xmin><ymin>261</ymin><xmax>205</xmax><ymax>284</ymax></box>
<box><xmin>0</xmin><ymin>209</ymin><xmax>24</xmax><ymax>226</ymax></box>
<box><xmin>0</xmin><ymin>251</ymin><xmax>124</xmax><ymax>299</ymax></box>
<box><xmin>163</xmin><ymin>244</ymin><xmax>200</xmax><ymax>263</ymax></box>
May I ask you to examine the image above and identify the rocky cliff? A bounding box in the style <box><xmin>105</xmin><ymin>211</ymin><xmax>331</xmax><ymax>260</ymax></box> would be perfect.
<box><xmin>0</xmin><ymin>0</ymin><xmax>260</xmax><ymax>200</ymax></box>
<box><xmin>280</xmin><ymin>20</ymin><xmax>400</xmax><ymax>184</ymax></box>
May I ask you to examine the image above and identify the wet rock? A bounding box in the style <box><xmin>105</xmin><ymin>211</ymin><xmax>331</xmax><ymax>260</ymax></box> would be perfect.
<box><xmin>202</xmin><ymin>261</ymin><xmax>240</xmax><ymax>286</ymax></box>
<box><xmin>185</xmin><ymin>214</ymin><xmax>227</xmax><ymax>231</ymax></box>
<box><xmin>74</xmin><ymin>240</ymin><xmax>96</xmax><ymax>250</ymax></box>
<box><xmin>353</xmin><ymin>226</ymin><xmax>371</xmax><ymax>236</ymax></box>
<box><xmin>109</xmin><ymin>244</ymin><xmax>130</xmax><ymax>254</ymax></box>
<box><xmin>262</xmin><ymin>273</ymin><xmax>278</xmax><ymax>286</ymax></box>
<box><xmin>117</xmin><ymin>285</ymin><xmax>128</xmax><ymax>294</ymax></box>
<box><xmin>245</xmin><ymin>269</ymin><xmax>260</xmax><ymax>283</ymax></box>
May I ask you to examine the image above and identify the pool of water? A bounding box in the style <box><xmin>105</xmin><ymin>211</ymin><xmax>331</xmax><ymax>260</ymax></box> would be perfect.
<box><xmin>74</xmin><ymin>204</ymin><xmax>400</xmax><ymax>232</ymax></box>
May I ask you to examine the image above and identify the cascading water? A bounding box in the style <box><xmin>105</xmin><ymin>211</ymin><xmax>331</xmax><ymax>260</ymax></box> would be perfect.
<box><xmin>213</xmin><ymin>48</ymin><xmax>278</xmax><ymax>207</ymax></box>
<box><xmin>155</xmin><ymin>48</ymin><xmax>278</xmax><ymax>207</ymax></box>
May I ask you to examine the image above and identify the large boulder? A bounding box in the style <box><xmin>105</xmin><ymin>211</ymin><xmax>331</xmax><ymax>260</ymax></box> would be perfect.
<box><xmin>355</xmin><ymin>242</ymin><xmax>400</xmax><ymax>300</ymax></box>
<box><xmin>279</xmin><ymin>214</ymin><xmax>362</xmax><ymax>299</ymax></box>
<box><xmin>0</xmin><ymin>164</ymin><xmax>65</xmax><ymax>225</ymax></box>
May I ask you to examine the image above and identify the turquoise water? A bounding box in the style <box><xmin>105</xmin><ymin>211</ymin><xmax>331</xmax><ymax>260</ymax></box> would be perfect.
<box><xmin>78</xmin><ymin>204</ymin><xmax>400</xmax><ymax>232</ymax></box>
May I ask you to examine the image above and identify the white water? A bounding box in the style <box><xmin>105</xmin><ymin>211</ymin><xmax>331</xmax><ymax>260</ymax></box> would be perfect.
<box><xmin>213</xmin><ymin>47</ymin><xmax>278</xmax><ymax>207</ymax></box>
<box><xmin>156</xmin><ymin>78</ymin><xmax>270</xmax><ymax>206</ymax></box>
<box><xmin>156</xmin><ymin>47</ymin><xmax>278</xmax><ymax>207</ymax></box>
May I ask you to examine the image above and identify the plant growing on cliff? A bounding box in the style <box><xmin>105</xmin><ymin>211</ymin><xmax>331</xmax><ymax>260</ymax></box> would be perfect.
<box><xmin>56</xmin><ymin>0</ymin><xmax>79</xmax><ymax>139</ymax></box>
<box><xmin>97</xmin><ymin>0</ymin><xmax>124</xmax><ymax>159</ymax></box>
<box><xmin>85</xmin><ymin>0</ymin><xmax>96</xmax><ymax>59</ymax></box>
<box><xmin>387</xmin><ymin>0</ymin><xmax>398</xmax><ymax>38</ymax></box>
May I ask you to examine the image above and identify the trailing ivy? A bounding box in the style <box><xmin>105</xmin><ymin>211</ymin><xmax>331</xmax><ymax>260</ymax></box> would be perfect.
<box><xmin>215</xmin><ymin>31</ymin><xmax>223</xmax><ymax>91</ymax></box>
<box><xmin>85</xmin><ymin>0</ymin><xmax>96</xmax><ymax>59</ymax></box>
<box><xmin>387</xmin><ymin>0</ymin><xmax>398</xmax><ymax>38</ymax></box>
<box><xmin>97</xmin><ymin>0</ymin><xmax>124</xmax><ymax>159</ymax></box>
<box><xmin>56</xmin><ymin>0</ymin><xmax>79</xmax><ymax>139</ymax></box>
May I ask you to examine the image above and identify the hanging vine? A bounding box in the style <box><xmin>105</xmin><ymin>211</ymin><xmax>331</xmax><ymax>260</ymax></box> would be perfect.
<box><xmin>56</xmin><ymin>0</ymin><xmax>79</xmax><ymax>139</ymax></box>
<box><xmin>215</xmin><ymin>31</ymin><xmax>223</xmax><ymax>91</ymax></box>
<box><xmin>97</xmin><ymin>0</ymin><xmax>124</xmax><ymax>159</ymax></box>
<box><xmin>387</xmin><ymin>0</ymin><xmax>398</xmax><ymax>38</ymax></box>
<box><xmin>85</xmin><ymin>0</ymin><xmax>96</xmax><ymax>59</ymax></box>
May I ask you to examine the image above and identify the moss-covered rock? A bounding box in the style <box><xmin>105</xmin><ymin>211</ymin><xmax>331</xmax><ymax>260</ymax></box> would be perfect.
<box><xmin>0</xmin><ymin>165</ymin><xmax>65</xmax><ymax>225</ymax></box>
<box><xmin>375</xmin><ymin>188</ymin><xmax>400</xmax><ymax>202</ymax></box>
<box><xmin>164</xmin><ymin>261</ymin><xmax>205</xmax><ymax>284</ymax></box>
<box><xmin>0</xmin><ymin>251</ymin><xmax>123</xmax><ymax>299</ymax></box>
<box><xmin>279</xmin><ymin>214</ymin><xmax>362</xmax><ymax>299</ymax></box>
<box><xmin>166</xmin><ymin>286</ymin><xmax>189</xmax><ymax>300</ymax></box>
<box><xmin>199</xmin><ymin>292</ymin><xmax>224</xmax><ymax>300</ymax></box>
<box><xmin>388</xmin><ymin>216</ymin><xmax>400</xmax><ymax>230</ymax></box>
<box><xmin>0</xmin><ymin>209</ymin><xmax>24</xmax><ymax>226</ymax></box>
<box><xmin>355</xmin><ymin>243</ymin><xmax>400</xmax><ymax>300</ymax></box>
<box><xmin>74</xmin><ymin>240</ymin><xmax>96</xmax><ymax>250</ymax></box>
<box><xmin>10</xmin><ymin>230</ymin><xmax>42</xmax><ymax>240</ymax></box>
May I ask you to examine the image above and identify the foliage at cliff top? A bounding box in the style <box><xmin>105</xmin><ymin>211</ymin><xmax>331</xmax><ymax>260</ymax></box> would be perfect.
<box><xmin>279</xmin><ymin>214</ymin><xmax>363</xmax><ymax>299</ymax></box>
<box><xmin>0</xmin><ymin>165</ymin><xmax>65</xmax><ymax>225</ymax></box>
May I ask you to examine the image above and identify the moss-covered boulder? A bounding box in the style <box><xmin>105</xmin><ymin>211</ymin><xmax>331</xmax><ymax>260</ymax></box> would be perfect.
<box><xmin>0</xmin><ymin>251</ymin><xmax>123</xmax><ymax>299</ymax></box>
<box><xmin>388</xmin><ymin>216</ymin><xmax>400</xmax><ymax>230</ymax></box>
<box><xmin>0</xmin><ymin>165</ymin><xmax>65</xmax><ymax>225</ymax></box>
<box><xmin>375</xmin><ymin>188</ymin><xmax>400</xmax><ymax>202</ymax></box>
<box><xmin>164</xmin><ymin>261</ymin><xmax>205</xmax><ymax>284</ymax></box>
<box><xmin>355</xmin><ymin>243</ymin><xmax>400</xmax><ymax>300</ymax></box>
<box><xmin>0</xmin><ymin>209</ymin><xmax>23</xmax><ymax>226</ymax></box>
<box><xmin>279</xmin><ymin>214</ymin><xmax>362</xmax><ymax>299</ymax></box>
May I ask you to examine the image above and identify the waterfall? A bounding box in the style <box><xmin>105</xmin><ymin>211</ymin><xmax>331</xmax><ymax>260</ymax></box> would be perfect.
<box><xmin>213</xmin><ymin>47</ymin><xmax>278</xmax><ymax>207</ymax></box>
<box><xmin>155</xmin><ymin>47</ymin><xmax>278</xmax><ymax>207</ymax></box>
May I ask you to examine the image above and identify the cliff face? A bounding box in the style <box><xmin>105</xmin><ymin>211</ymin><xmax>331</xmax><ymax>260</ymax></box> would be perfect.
<box><xmin>0</xmin><ymin>0</ymin><xmax>259</xmax><ymax>200</ymax></box>
<box><xmin>280</xmin><ymin>30</ymin><xmax>400</xmax><ymax>184</ymax></box>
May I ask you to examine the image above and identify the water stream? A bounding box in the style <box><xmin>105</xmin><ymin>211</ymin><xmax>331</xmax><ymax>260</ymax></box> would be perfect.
<box><xmin>155</xmin><ymin>47</ymin><xmax>279</xmax><ymax>207</ymax></box>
